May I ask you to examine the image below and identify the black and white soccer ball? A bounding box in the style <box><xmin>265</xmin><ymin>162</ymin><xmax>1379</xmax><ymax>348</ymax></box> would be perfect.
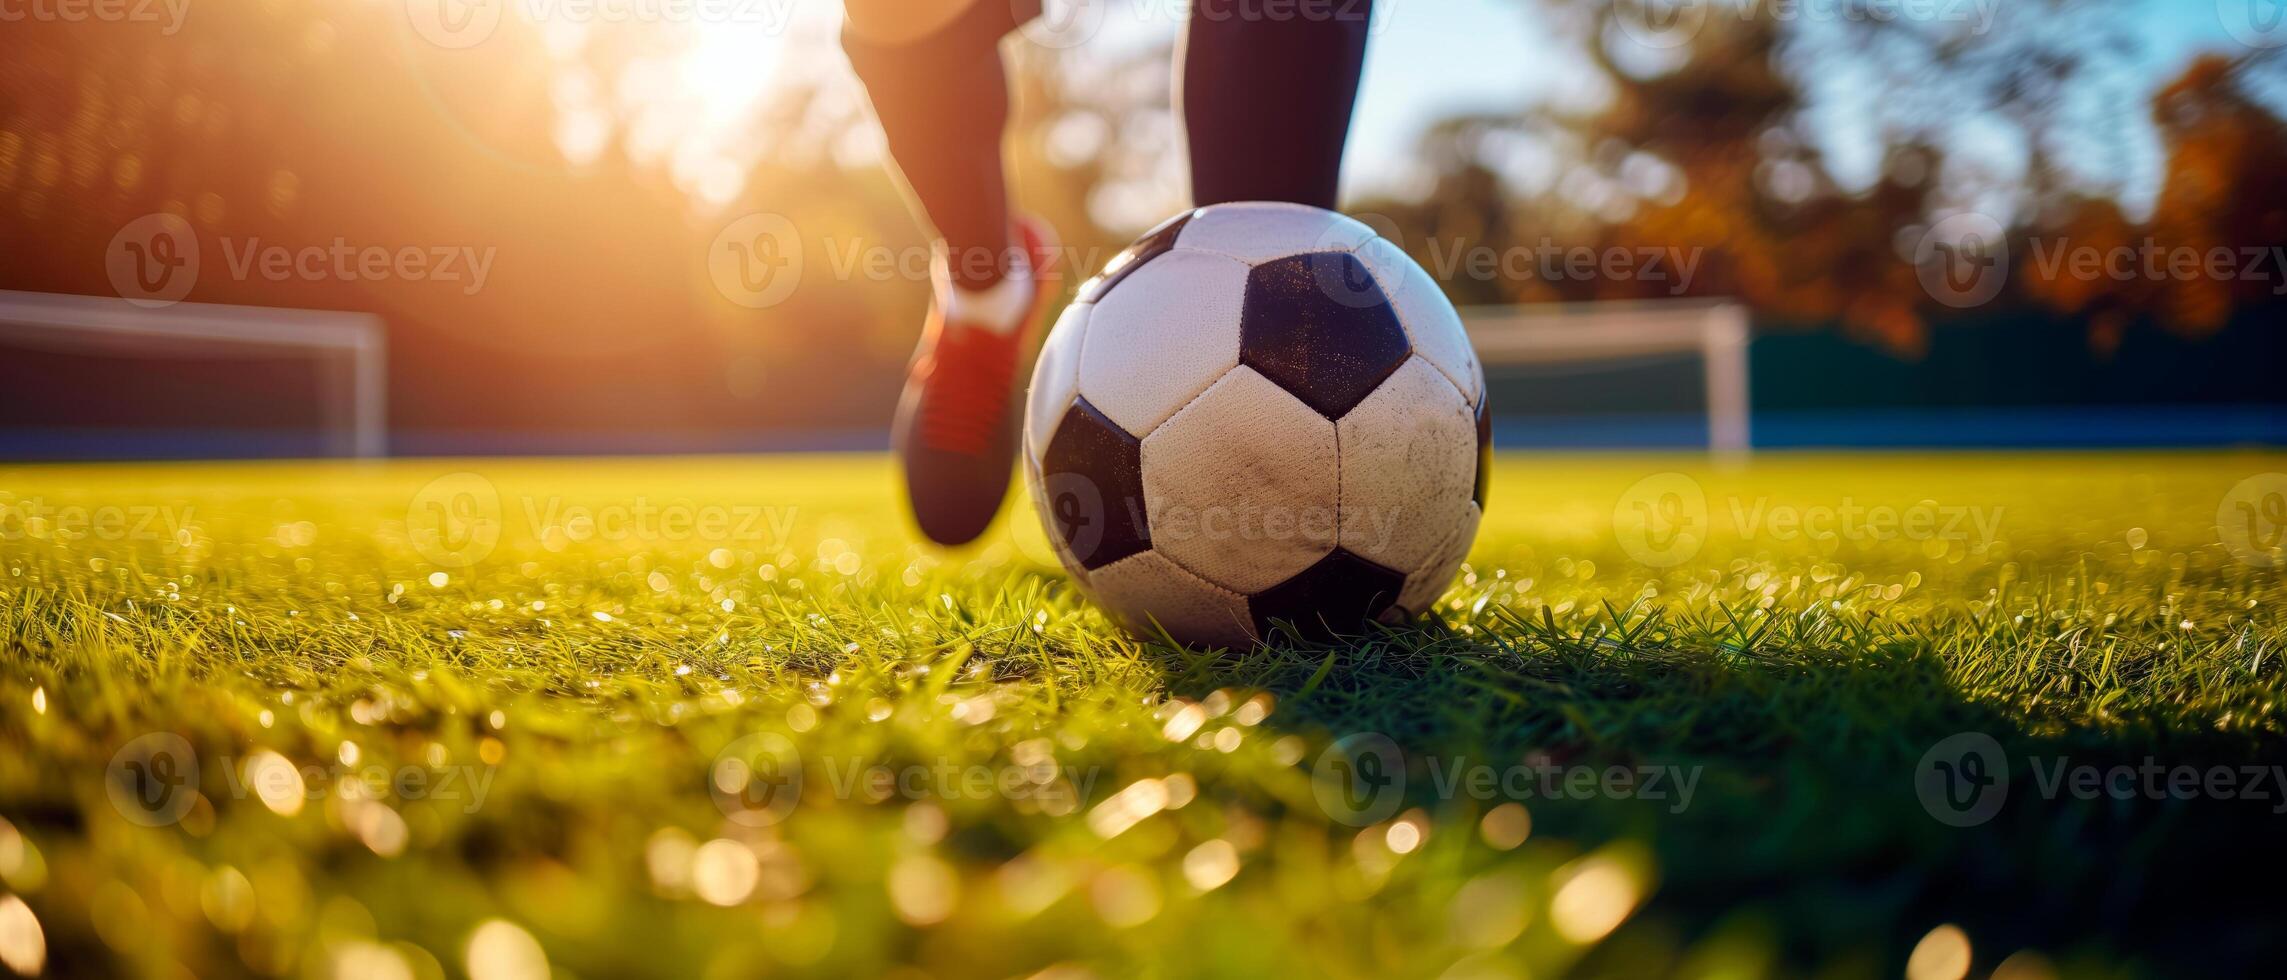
<box><xmin>1022</xmin><ymin>202</ymin><xmax>1489</xmax><ymax>646</ymax></box>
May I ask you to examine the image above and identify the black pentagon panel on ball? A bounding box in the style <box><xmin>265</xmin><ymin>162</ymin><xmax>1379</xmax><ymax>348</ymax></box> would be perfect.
<box><xmin>1238</xmin><ymin>252</ymin><xmax>1412</xmax><ymax>419</ymax></box>
<box><xmin>1474</xmin><ymin>399</ymin><xmax>1492</xmax><ymax>509</ymax></box>
<box><xmin>1248</xmin><ymin>548</ymin><xmax>1407</xmax><ymax>641</ymax></box>
<box><xmin>1039</xmin><ymin>398</ymin><xmax>1151</xmax><ymax>570</ymax></box>
<box><xmin>1077</xmin><ymin>209</ymin><xmax>1199</xmax><ymax>304</ymax></box>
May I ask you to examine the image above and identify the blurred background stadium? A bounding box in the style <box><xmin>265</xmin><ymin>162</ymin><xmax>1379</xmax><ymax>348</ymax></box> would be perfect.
<box><xmin>1</xmin><ymin>0</ymin><xmax>2282</xmax><ymax>457</ymax></box>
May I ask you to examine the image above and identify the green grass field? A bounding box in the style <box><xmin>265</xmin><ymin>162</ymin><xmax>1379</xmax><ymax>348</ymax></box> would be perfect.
<box><xmin>3</xmin><ymin>452</ymin><xmax>2284</xmax><ymax>978</ymax></box>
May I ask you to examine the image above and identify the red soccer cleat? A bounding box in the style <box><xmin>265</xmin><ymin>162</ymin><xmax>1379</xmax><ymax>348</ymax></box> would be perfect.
<box><xmin>893</xmin><ymin>217</ymin><xmax>1061</xmax><ymax>545</ymax></box>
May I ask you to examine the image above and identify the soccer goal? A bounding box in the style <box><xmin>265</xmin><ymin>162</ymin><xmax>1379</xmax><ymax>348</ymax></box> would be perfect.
<box><xmin>1461</xmin><ymin>299</ymin><xmax>1752</xmax><ymax>454</ymax></box>
<box><xmin>0</xmin><ymin>290</ymin><xmax>387</xmax><ymax>458</ymax></box>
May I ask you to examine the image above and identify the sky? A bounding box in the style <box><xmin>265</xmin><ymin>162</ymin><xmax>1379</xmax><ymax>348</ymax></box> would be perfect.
<box><xmin>1056</xmin><ymin>0</ymin><xmax>2273</xmax><ymax>220</ymax></box>
<box><xmin>599</xmin><ymin>0</ymin><xmax>2277</xmax><ymax>224</ymax></box>
<box><xmin>1338</xmin><ymin>0</ymin><xmax>2265</xmax><ymax>216</ymax></box>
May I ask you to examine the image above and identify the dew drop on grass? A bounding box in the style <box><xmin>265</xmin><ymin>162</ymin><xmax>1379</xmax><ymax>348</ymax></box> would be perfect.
<box><xmin>1451</xmin><ymin>872</ymin><xmax>1531</xmax><ymax>948</ymax></box>
<box><xmin>1233</xmin><ymin>693</ymin><xmax>1272</xmax><ymax>726</ymax></box>
<box><xmin>692</xmin><ymin>839</ymin><xmax>761</xmax><ymax>907</ymax></box>
<box><xmin>1183</xmin><ymin>840</ymin><xmax>1239</xmax><ymax>891</ymax></box>
<box><xmin>1384</xmin><ymin>817</ymin><xmax>1424</xmax><ymax>855</ymax></box>
<box><xmin>466</xmin><ymin>919</ymin><xmax>550</xmax><ymax>980</ymax></box>
<box><xmin>1906</xmin><ymin>924</ymin><xmax>1974</xmax><ymax>980</ymax></box>
<box><xmin>888</xmin><ymin>855</ymin><xmax>957</xmax><ymax>926</ymax></box>
<box><xmin>1088</xmin><ymin>865</ymin><xmax>1160</xmax><ymax>928</ymax></box>
<box><xmin>1550</xmin><ymin>855</ymin><xmax>1641</xmax><ymax>944</ymax></box>
<box><xmin>1271</xmin><ymin>737</ymin><xmax>1305</xmax><ymax>765</ymax></box>
<box><xmin>1479</xmin><ymin>803</ymin><xmax>1531</xmax><ymax>850</ymax></box>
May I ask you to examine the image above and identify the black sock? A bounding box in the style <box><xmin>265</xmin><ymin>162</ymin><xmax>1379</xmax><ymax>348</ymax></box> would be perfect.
<box><xmin>842</xmin><ymin>1</ymin><xmax>1041</xmax><ymax>289</ymax></box>
<box><xmin>1179</xmin><ymin>0</ymin><xmax>1374</xmax><ymax>210</ymax></box>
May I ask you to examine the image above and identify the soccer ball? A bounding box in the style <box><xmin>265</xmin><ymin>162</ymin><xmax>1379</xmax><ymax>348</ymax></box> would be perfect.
<box><xmin>1021</xmin><ymin>202</ymin><xmax>1488</xmax><ymax>646</ymax></box>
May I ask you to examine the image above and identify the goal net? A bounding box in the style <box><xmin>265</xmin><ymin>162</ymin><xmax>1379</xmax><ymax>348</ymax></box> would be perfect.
<box><xmin>0</xmin><ymin>290</ymin><xmax>386</xmax><ymax>459</ymax></box>
<box><xmin>1462</xmin><ymin>299</ymin><xmax>1751</xmax><ymax>454</ymax></box>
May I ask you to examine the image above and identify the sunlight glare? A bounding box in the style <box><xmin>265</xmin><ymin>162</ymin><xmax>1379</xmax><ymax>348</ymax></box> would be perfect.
<box><xmin>529</xmin><ymin>4</ymin><xmax>846</xmax><ymax>206</ymax></box>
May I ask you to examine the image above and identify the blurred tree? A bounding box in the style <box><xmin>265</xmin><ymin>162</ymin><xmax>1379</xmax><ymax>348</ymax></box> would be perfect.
<box><xmin>2143</xmin><ymin>54</ymin><xmax>2287</xmax><ymax>335</ymax></box>
<box><xmin>1354</xmin><ymin>0</ymin><xmax>2287</xmax><ymax>357</ymax></box>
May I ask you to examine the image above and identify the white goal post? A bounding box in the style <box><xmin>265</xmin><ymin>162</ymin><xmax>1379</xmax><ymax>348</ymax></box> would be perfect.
<box><xmin>1461</xmin><ymin>299</ymin><xmax>1752</xmax><ymax>454</ymax></box>
<box><xmin>0</xmin><ymin>290</ymin><xmax>387</xmax><ymax>458</ymax></box>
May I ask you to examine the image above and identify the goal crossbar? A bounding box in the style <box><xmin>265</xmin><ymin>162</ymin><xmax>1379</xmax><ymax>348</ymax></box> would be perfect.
<box><xmin>1461</xmin><ymin>299</ymin><xmax>1752</xmax><ymax>454</ymax></box>
<box><xmin>0</xmin><ymin>290</ymin><xmax>387</xmax><ymax>458</ymax></box>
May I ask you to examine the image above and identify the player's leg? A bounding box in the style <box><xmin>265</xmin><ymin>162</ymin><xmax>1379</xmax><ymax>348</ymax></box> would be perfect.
<box><xmin>1178</xmin><ymin>0</ymin><xmax>1375</xmax><ymax>209</ymax></box>
<box><xmin>843</xmin><ymin>0</ymin><xmax>1030</xmax><ymax>289</ymax></box>
<box><xmin>844</xmin><ymin>0</ymin><xmax>1061</xmax><ymax>546</ymax></box>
